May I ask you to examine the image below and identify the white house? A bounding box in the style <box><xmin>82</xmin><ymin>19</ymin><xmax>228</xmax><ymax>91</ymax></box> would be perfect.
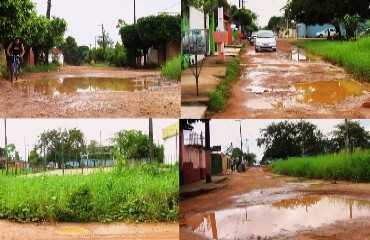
<box><xmin>162</xmin><ymin>122</ymin><xmax>179</xmax><ymax>165</ymax></box>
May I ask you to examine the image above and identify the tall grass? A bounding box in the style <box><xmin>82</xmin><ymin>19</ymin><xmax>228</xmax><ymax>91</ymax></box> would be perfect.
<box><xmin>270</xmin><ymin>150</ymin><xmax>370</xmax><ymax>182</ymax></box>
<box><xmin>0</xmin><ymin>163</ymin><xmax>178</xmax><ymax>223</ymax></box>
<box><xmin>296</xmin><ymin>38</ymin><xmax>370</xmax><ymax>80</ymax></box>
<box><xmin>161</xmin><ymin>55</ymin><xmax>181</xmax><ymax>80</ymax></box>
<box><xmin>209</xmin><ymin>58</ymin><xmax>240</xmax><ymax>112</ymax></box>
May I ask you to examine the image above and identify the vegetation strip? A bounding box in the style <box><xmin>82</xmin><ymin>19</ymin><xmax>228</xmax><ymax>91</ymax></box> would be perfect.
<box><xmin>0</xmin><ymin>163</ymin><xmax>178</xmax><ymax>223</ymax></box>
<box><xmin>296</xmin><ymin>38</ymin><xmax>370</xmax><ymax>80</ymax></box>
<box><xmin>208</xmin><ymin>57</ymin><xmax>241</xmax><ymax>112</ymax></box>
<box><xmin>270</xmin><ymin>151</ymin><xmax>370</xmax><ymax>182</ymax></box>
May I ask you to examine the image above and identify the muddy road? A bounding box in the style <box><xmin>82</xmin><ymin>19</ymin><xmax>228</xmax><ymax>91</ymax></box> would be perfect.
<box><xmin>0</xmin><ymin>66</ymin><xmax>180</xmax><ymax>118</ymax></box>
<box><xmin>0</xmin><ymin>221</ymin><xmax>178</xmax><ymax>240</ymax></box>
<box><xmin>213</xmin><ymin>39</ymin><xmax>370</xmax><ymax>118</ymax></box>
<box><xmin>180</xmin><ymin>167</ymin><xmax>370</xmax><ymax>240</ymax></box>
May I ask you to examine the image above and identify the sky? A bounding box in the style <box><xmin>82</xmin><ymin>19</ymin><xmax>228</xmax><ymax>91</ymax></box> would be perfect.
<box><xmin>188</xmin><ymin>119</ymin><xmax>370</xmax><ymax>162</ymax></box>
<box><xmin>0</xmin><ymin>119</ymin><xmax>177</xmax><ymax>161</ymax></box>
<box><xmin>227</xmin><ymin>0</ymin><xmax>288</xmax><ymax>27</ymax></box>
<box><xmin>31</xmin><ymin>0</ymin><xmax>181</xmax><ymax>46</ymax></box>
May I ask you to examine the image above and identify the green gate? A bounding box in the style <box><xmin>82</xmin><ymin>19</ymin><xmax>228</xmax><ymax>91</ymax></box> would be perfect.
<box><xmin>211</xmin><ymin>154</ymin><xmax>222</xmax><ymax>175</ymax></box>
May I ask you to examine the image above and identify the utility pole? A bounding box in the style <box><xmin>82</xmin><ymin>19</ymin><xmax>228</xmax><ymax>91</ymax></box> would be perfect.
<box><xmin>236</xmin><ymin>120</ymin><xmax>243</xmax><ymax>161</ymax></box>
<box><xmin>149</xmin><ymin>118</ymin><xmax>154</xmax><ymax>162</ymax></box>
<box><xmin>345</xmin><ymin>119</ymin><xmax>350</xmax><ymax>153</ymax></box>
<box><xmin>4</xmin><ymin>119</ymin><xmax>8</xmax><ymax>175</ymax></box>
<box><xmin>46</xmin><ymin>0</ymin><xmax>51</xmax><ymax>19</ymax></box>
<box><xmin>239</xmin><ymin>0</ymin><xmax>241</xmax><ymax>32</ymax></box>
<box><xmin>99</xmin><ymin>24</ymin><xmax>106</xmax><ymax>61</ymax></box>
<box><xmin>134</xmin><ymin>0</ymin><xmax>136</xmax><ymax>24</ymax></box>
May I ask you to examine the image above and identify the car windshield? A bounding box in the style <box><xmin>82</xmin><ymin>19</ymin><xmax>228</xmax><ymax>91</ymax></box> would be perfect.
<box><xmin>257</xmin><ymin>31</ymin><xmax>274</xmax><ymax>38</ymax></box>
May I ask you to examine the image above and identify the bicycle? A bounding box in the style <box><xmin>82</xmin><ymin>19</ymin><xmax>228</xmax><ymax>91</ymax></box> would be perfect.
<box><xmin>10</xmin><ymin>54</ymin><xmax>21</xmax><ymax>82</ymax></box>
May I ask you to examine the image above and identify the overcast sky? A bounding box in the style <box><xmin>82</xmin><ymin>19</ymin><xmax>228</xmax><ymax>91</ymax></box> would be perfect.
<box><xmin>0</xmin><ymin>119</ymin><xmax>177</xmax><ymax>161</ymax></box>
<box><xmin>227</xmin><ymin>0</ymin><xmax>288</xmax><ymax>27</ymax></box>
<box><xmin>188</xmin><ymin>119</ymin><xmax>370</xmax><ymax>162</ymax></box>
<box><xmin>31</xmin><ymin>0</ymin><xmax>181</xmax><ymax>46</ymax></box>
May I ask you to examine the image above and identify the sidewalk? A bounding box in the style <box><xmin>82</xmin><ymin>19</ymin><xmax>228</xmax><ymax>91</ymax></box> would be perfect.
<box><xmin>180</xmin><ymin>175</ymin><xmax>229</xmax><ymax>199</ymax></box>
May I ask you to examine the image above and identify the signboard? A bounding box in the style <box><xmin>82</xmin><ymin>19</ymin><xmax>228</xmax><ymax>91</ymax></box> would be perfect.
<box><xmin>212</xmin><ymin>145</ymin><xmax>221</xmax><ymax>152</ymax></box>
<box><xmin>181</xmin><ymin>29</ymin><xmax>209</xmax><ymax>55</ymax></box>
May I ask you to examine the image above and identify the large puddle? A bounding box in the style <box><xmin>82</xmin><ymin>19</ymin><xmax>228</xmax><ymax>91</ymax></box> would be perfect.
<box><xmin>183</xmin><ymin>195</ymin><xmax>370</xmax><ymax>239</ymax></box>
<box><xmin>14</xmin><ymin>76</ymin><xmax>155</xmax><ymax>96</ymax></box>
<box><xmin>246</xmin><ymin>80</ymin><xmax>370</xmax><ymax>109</ymax></box>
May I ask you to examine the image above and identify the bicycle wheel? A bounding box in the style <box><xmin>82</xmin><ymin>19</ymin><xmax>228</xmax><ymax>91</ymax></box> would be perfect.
<box><xmin>13</xmin><ymin>61</ymin><xmax>18</xmax><ymax>81</ymax></box>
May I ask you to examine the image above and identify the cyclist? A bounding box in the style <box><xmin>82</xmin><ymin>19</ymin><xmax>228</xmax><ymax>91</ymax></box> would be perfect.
<box><xmin>6</xmin><ymin>37</ymin><xmax>25</xmax><ymax>82</ymax></box>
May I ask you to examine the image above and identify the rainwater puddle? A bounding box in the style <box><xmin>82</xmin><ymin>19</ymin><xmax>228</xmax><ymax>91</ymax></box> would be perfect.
<box><xmin>14</xmin><ymin>76</ymin><xmax>155</xmax><ymax>96</ymax></box>
<box><xmin>295</xmin><ymin>80</ymin><xmax>369</xmax><ymax>104</ymax></box>
<box><xmin>183</xmin><ymin>195</ymin><xmax>370</xmax><ymax>239</ymax></box>
<box><xmin>54</xmin><ymin>226</ymin><xmax>89</xmax><ymax>235</ymax></box>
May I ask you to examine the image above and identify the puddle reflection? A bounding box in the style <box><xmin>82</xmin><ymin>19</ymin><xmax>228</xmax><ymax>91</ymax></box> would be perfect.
<box><xmin>15</xmin><ymin>76</ymin><xmax>155</xmax><ymax>96</ymax></box>
<box><xmin>183</xmin><ymin>195</ymin><xmax>370</xmax><ymax>239</ymax></box>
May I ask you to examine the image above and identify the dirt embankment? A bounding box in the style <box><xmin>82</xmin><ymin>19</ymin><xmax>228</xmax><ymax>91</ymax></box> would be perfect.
<box><xmin>0</xmin><ymin>66</ymin><xmax>180</xmax><ymax>118</ymax></box>
<box><xmin>180</xmin><ymin>167</ymin><xmax>370</xmax><ymax>240</ymax></box>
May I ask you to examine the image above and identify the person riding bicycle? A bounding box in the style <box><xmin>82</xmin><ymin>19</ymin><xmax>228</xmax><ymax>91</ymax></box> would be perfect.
<box><xmin>6</xmin><ymin>37</ymin><xmax>25</xmax><ymax>81</ymax></box>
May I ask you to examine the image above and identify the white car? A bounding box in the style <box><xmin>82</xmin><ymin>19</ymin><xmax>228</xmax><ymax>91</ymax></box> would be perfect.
<box><xmin>316</xmin><ymin>28</ymin><xmax>336</xmax><ymax>38</ymax></box>
<box><xmin>255</xmin><ymin>30</ymin><xmax>276</xmax><ymax>52</ymax></box>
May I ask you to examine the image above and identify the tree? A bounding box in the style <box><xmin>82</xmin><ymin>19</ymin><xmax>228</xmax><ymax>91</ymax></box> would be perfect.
<box><xmin>231</xmin><ymin>147</ymin><xmax>243</xmax><ymax>159</ymax></box>
<box><xmin>244</xmin><ymin>152</ymin><xmax>257</xmax><ymax>166</ymax></box>
<box><xmin>28</xmin><ymin>148</ymin><xmax>42</xmax><ymax>165</ymax></box>
<box><xmin>119</xmin><ymin>24</ymin><xmax>143</xmax><ymax>67</ymax></box>
<box><xmin>343</xmin><ymin>14</ymin><xmax>362</xmax><ymax>38</ymax></box>
<box><xmin>61</xmin><ymin>36</ymin><xmax>80</xmax><ymax>65</ymax></box>
<box><xmin>97</xmin><ymin>32</ymin><xmax>114</xmax><ymax>49</ymax></box>
<box><xmin>230</xmin><ymin>5</ymin><xmax>258</xmax><ymax>33</ymax></box>
<box><xmin>257</xmin><ymin>121</ymin><xmax>326</xmax><ymax>161</ymax></box>
<box><xmin>6</xmin><ymin>143</ymin><xmax>16</xmax><ymax>160</ymax></box>
<box><xmin>267</xmin><ymin>16</ymin><xmax>284</xmax><ymax>32</ymax></box>
<box><xmin>330</xmin><ymin>120</ymin><xmax>370</xmax><ymax>153</ymax></box>
<box><xmin>0</xmin><ymin>0</ymin><xmax>35</xmax><ymax>45</ymax></box>
<box><xmin>284</xmin><ymin>0</ymin><xmax>370</xmax><ymax>25</ymax></box>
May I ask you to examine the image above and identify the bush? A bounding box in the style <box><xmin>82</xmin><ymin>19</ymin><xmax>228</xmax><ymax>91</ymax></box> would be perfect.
<box><xmin>161</xmin><ymin>55</ymin><xmax>181</xmax><ymax>80</ymax></box>
<box><xmin>106</xmin><ymin>44</ymin><xmax>127</xmax><ymax>67</ymax></box>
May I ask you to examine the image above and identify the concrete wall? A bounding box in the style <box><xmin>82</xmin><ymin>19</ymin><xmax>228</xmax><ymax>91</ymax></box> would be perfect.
<box><xmin>163</xmin><ymin>134</ymin><xmax>178</xmax><ymax>165</ymax></box>
<box><xmin>298</xmin><ymin>23</ymin><xmax>347</xmax><ymax>38</ymax></box>
<box><xmin>181</xmin><ymin>140</ymin><xmax>206</xmax><ymax>184</ymax></box>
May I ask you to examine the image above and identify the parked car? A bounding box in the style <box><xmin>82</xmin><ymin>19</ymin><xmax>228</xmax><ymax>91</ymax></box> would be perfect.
<box><xmin>255</xmin><ymin>30</ymin><xmax>276</xmax><ymax>52</ymax></box>
<box><xmin>359</xmin><ymin>28</ymin><xmax>370</xmax><ymax>37</ymax></box>
<box><xmin>250</xmin><ymin>31</ymin><xmax>258</xmax><ymax>45</ymax></box>
<box><xmin>316</xmin><ymin>28</ymin><xmax>336</xmax><ymax>38</ymax></box>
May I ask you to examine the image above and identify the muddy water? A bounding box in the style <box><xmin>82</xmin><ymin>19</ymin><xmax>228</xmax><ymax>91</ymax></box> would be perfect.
<box><xmin>14</xmin><ymin>76</ymin><xmax>155</xmax><ymax>96</ymax></box>
<box><xmin>183</xmin><ymin>195</ymin><xmax>370</xmax><ymax>239</ymax></box>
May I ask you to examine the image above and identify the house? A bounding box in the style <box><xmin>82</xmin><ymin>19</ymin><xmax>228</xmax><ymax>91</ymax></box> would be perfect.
<box><xmin>162</xmin><ymin>122</ymin><xmax>179</xmax><ymax>165</ymax></box>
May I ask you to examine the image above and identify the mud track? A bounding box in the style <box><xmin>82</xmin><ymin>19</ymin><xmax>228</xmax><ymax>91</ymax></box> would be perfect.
<box><xmin>213</xmin><ymin>39</ymin><xmax>370</xmax><ymax>118</ymax></box>
<box><xmin>180</xmin><ymin>167</ymin><xmax>370</xmax><ymax>240</ymax></box>
<box><xmin>0</xmin><ymin>66</ymin><xmax>180</xmax><ymax>118</ymax></box>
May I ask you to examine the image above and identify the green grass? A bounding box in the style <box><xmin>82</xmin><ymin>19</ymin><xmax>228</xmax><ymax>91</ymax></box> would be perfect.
<box><xmin>270</xmin><ymin>150</ymin><xmax>370</xmax><ymax>182</ymax></box>
<box><xmin>23</xmin><ymin>64</ymin><xmax>60</xmax><ymax>74</ymax></box>
<box><xmin>0</xmin><ymin>163</ymin><xmax>178</xmax><ymax>223</ymax></box>
<box><xmin>161</xmin><ymin>55</ymin><xmax>181</xmax><ymax>80</ymax></box>
<box><xmin>209</xmin><ymin>58</ymin><xmax>240</xmax><ymax>112</ymax></box>
<box><xmin>296</xmin><ymin>38</ymin><xmax>370</xmax><ymax>80</ymax></box>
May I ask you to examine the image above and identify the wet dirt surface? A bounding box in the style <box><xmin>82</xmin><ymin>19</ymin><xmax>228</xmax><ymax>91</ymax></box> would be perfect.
<box><xmin>0</xmin><ymin>66</ymin><xmax>180</xmax><ymax>118</ymax></box>
<box><xmin>180</xmin><ymin>167</ymin><xmax>370</xmax><ymax>240</ymax></box>
<box><xmin>0</xmin><ymin>221</ymin><xmax>178</xmax><ymax>240</ymax></box>
<box><xmin>212</xmin><ymin>39</ymin><xmax>370</xmax><ymax>118</ymax></box>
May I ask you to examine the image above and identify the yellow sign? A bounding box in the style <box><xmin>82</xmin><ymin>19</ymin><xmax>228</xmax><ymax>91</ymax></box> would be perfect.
<box><xmin>162</xmin><ymin>122</ymin><xmax>179</xmax><ymax>139</ymax></box>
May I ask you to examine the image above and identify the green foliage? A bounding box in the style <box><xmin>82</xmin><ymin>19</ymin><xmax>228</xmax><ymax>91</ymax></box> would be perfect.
<box><xmin>343</xmin><ymin>14</ymin><xmax>362</xmax><ymax>38</ymax></box>
<box><xmin>23</xmin><ymin>64</ymin><xmax>59</xmax><ymax>73</ymax></box>
<box><xmin>28</xmin><ymin>149</ymin><xmax>42</xmax><ymax>165</ymax></box>
<box><xmin>267</xmin><ymin>16</ymin><xmax>284</xmax><ymax>31</ymax></box>
<box><xmin>284</xmin><ymin>0</ymin><xmax>370</xmax><ymax>25</ymax></box>
<box><xmin>61</xmin><ymin>36</ymin><xmax>83</xmax><ymax>66</ymax></box>
<box><xmin>208</xmin><ymin>58</ymin><xmax>240</xmax><ymax>112</ymax></box>
<box><xmin>161</xmin><ymin>55</ymin><xmax>181</xmax><ymax>80</ymax></box>
<box><xmin>270</xmin><ymin>150</ymin><xmax>370</xmax><ymax>182</ymax></box>
<box><xmin>230</xmin><ymin>5</ymin><xmax>258</xmax><ymax>32</ymax></box>
<box><xmin>0</xmin><ymin>163</ymin><xmax>179</xmax><ymax>222</ymax></box>
<box><xmin>296</xmin><ymin>39</ymin><xmax>370</xmax><ymax>80</ymax></box>
<box><xmin>119</xmin><ymin>24</ymin><xmax>142</xmax><ymax>67</ymax></box>
<box><xmin>106</xmin><ymin>44</ymin><xmax>127</xmax><ymax>67</ymax></box>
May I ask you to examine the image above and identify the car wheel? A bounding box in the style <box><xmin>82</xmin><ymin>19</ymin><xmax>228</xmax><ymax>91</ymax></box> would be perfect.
<box><xmin>319</xmin><ymin>34</ymin><xmax>323</xmax><ymax>38</ymax></box>
<box><xmin>273</xmin><ymin>49</ymin><xmax>277</xmax><ymax>52</ymax></box>
<box><xmin>255</xmin><ymin>48</ymin><xmax>258</xmax><ymax>53</ymax></box>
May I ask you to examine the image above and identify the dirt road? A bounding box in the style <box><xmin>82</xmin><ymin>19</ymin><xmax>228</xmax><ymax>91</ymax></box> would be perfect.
<box><xmin>180</xmin><ymin>167</ymin><xmax>370</xmax><ymax>240</ymax></box>
<box><xmin>0</xmin><ymin>221</ymin><xmax>178</xmax><ymax>240</ymax></box>
<box><xmin>213</xmin><ymin>39</ymin><xmax>370</xmax><ymax>118</ymax></box>
<box><xmin>0</xmin><ymin>66</ymin><xmax>180</xmax><ymax>118</ymax></box>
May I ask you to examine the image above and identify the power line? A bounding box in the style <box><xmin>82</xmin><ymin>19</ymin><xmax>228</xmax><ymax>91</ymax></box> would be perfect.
<box><xmin>158</xmin><ymin>0</ymin><xmax>181</xmax><ymax>13</ymax></box>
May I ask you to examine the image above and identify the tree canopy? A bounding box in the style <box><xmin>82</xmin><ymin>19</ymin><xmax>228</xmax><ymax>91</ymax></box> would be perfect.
<box><xmin>284</xmin><ymin>0</ymin><xmax>370</xmax><ymax>25</ymax></box>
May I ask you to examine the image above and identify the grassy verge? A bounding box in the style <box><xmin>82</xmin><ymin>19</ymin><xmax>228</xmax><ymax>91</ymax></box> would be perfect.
<box><xmin>23</xmin><ymin>64</ymin><xmax>60</xmax><ymax>74</ymax></box>
<box><xmin>0</xmin><ymin>163</ymin><xmax>178</xmax><ymax>223</ymax></box>
<box><xmin>270</xmin><ymin>151</ymin><xmax>370</xmax><ymax>182</ymax></box>
<box><xmin>296</xmin><ymin>38</ymin><xmax>370</xmax><ymax>80</ymax></box>
<box><xmin>208</xmin><ymin>58</ymin><xmax>240</xmax><ymax>112</ymax></box>
<box><xmin>161</xmin><ymin>55</ymin><xmax>181</xmax><ymax>80</ymax></box>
